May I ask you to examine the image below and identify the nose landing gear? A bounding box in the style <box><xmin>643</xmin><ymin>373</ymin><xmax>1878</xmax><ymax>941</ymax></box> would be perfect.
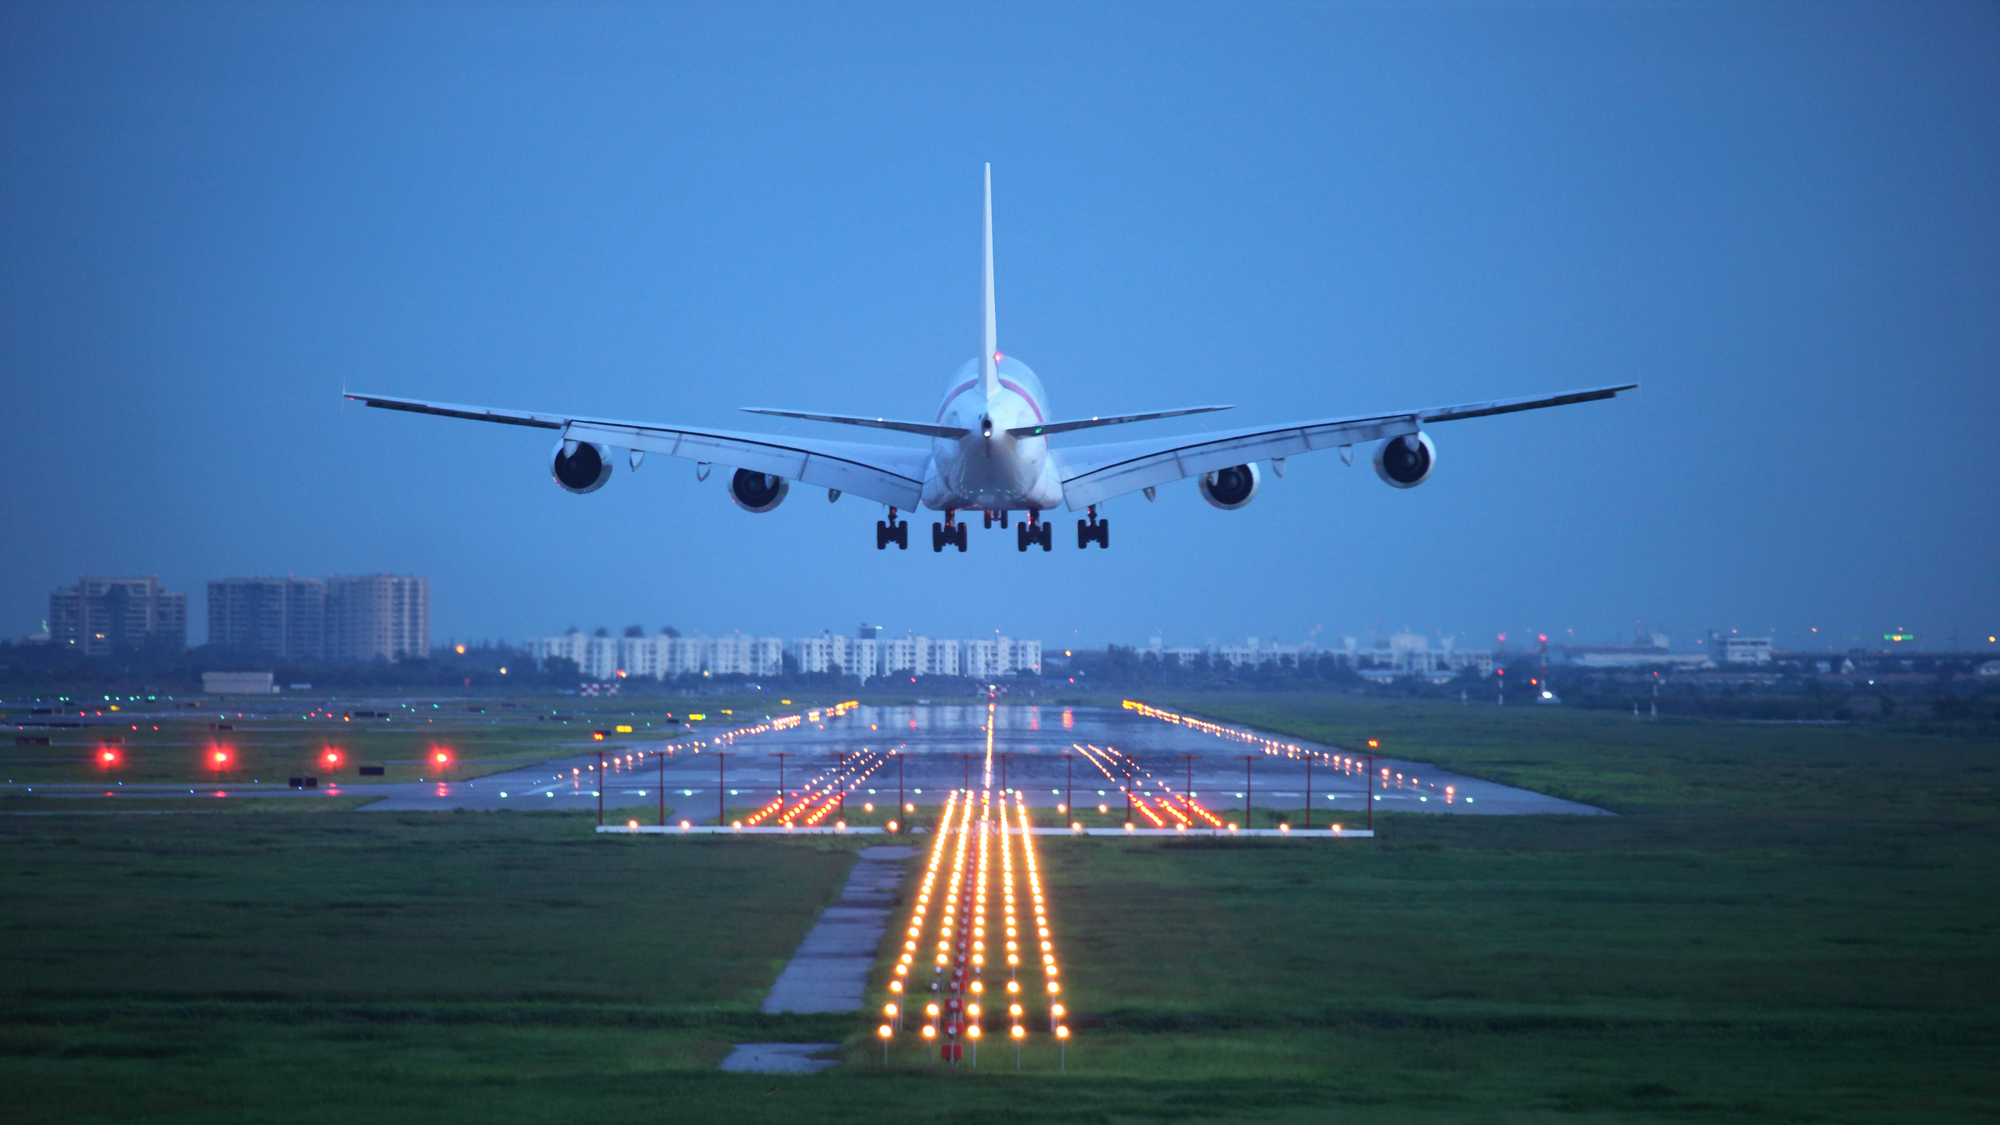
<box><xmin>1077</xmin><ymin>505</ymin><xmax>1110</xmax><ymax>549</ymax></box>
<box><xmin>1015</xmin><ymin>511</ymin><xmax>1053</xmax><ymax>552</ymax></box>
<box><xmin>876</xmin><ymin>508</ymin><xmax>909</xmax><ymax>550</ymax></box>
<box><xmin>981</xmin><ymin>509</ymin><xmax>1012</xmax><ymax>530</ymax></box>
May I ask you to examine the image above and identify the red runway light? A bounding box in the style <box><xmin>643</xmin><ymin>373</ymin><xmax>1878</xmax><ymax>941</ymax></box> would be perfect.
<box><xmin>433</xmin><ymin>751</ymin><xmax>451</xmax><ymax>765</ymax></box>
<box><xmin>323</xmin><ymin>750</ymin><xmax>342</xmax><ymax>767</ymax></box>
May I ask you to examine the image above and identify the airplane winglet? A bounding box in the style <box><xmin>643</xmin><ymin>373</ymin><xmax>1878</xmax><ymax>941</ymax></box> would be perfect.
<box><xmin>980</xmin><ymin>163</ymin><xmax>999</xmax><ymax>400</ymax></box>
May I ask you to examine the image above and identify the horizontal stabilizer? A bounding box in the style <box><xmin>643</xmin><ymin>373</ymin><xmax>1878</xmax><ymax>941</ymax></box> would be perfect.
<box><xmin>741</xmin><ymin>408</ymin><xmax>969</xmax><ymax>439</ymax></box>
<box><xmin>1008</xmin><ymin>405</ymin><xmax>1233</xmax><ymax>439</ymax></box>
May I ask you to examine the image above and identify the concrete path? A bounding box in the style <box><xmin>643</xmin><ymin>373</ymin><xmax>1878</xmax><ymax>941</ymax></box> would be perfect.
<box><xmin>760</xmin><ymin>845</ymin><xmax>914</xmax><ymax>1014</ymax></box>
<box><xmin>718</xmin><ymin>1043</ymin><xmax>840</xmax><ymax>1073</ymax></box>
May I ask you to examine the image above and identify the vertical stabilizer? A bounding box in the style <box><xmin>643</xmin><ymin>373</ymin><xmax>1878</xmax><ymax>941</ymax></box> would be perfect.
<box><xmin>980</xmin><ymin>163</ymin><xmax>999</xmax><ymax>398</ymax></box>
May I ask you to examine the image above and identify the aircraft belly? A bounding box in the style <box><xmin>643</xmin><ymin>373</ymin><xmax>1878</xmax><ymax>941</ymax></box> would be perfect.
<box><xmin>922</xmin><ymin>443</ymin><xmax>1061</xmax><ymax>511</ymax></box>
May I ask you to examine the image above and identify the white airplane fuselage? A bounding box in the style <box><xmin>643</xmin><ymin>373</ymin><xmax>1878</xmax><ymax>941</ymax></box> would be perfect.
<box><xmin>921</xmin><ymin>356</ymin><xmax>1065</xmax><ymax>513</ymax></box>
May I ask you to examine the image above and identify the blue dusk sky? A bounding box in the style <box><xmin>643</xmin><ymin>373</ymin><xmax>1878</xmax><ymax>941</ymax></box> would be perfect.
<box><xmin>2</xmin><ymin>2</ymin><xmax>1995</xmax><ymax>654</ymax></box>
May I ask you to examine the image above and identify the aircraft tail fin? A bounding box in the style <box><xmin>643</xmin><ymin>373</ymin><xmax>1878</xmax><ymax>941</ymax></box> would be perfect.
<box><xmin>980</xmin><ymin>163</ymin><xmax>999</xmax><ymax>399</ymax></box>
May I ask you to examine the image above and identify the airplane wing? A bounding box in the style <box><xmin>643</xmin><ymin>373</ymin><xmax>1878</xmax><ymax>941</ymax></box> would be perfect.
<box><xmin>1051</xmin><ymin>384</ymin><xmax>1636</xmax><ymax>510</ymax></box>
<box><xmin>345</xmin><ymin>393</ymin><xmax>932</xmax><ymax>509</ymax></box>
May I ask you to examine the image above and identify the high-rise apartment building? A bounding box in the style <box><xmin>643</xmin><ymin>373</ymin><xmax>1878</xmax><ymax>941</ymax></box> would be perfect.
<box><xmin>325</xmin><ymin>575</ymin><xmax>429</xmax><ymax>663</ymax></box>
<box><xmin>207</xmin><ymin>577</ymin><xmax>327</xmax><ymax>661</ymax></box>
<box><xmin>49</xmin><ymin>577</ymin><xmax>188</xmax><ymax>656</ymax></box>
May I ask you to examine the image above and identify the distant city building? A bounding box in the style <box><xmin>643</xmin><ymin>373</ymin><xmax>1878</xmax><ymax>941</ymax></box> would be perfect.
<box><xmin>207</xmin><ymin>577</ymin><xmax>327</xmax><ymax>661</ymax></box>
<box><xmin>527</xmin><ymin>629</ymin><xmax>1037</xmax><ymax>683</ymax></box>
<box><xmin>202</xmin><ymin>671</ymin><xmax>277</xmax><ymax>695</ymax></box>
<box><xmin>49</xmin><ymin>576</ymin><xmax>187</xmax><ymax>656</ymax></box>
<box><xmin>325</xmin><ymin>575</ymin><xmax>429</xmax><ymax>663</ymax></box>
<box><xmin>1719</xmin><ymin>636</ymin><xmax>1774</xmax><ymax>665</ymax></box>
<box><xmin>1145</xmin><ymin>633</ymin><xmax>1491</xmax><ymax>681</ymax></box>
<box><xmin>528</xmin><ymin>633</ymin><xmax>785</xmax><ymax>680</ymax></box>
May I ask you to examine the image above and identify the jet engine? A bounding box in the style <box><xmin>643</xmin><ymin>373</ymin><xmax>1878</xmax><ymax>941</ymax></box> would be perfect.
<box><xmin>1198</xmin><ymin>463</ymin><xmax>1261</xmax><ymax>510</ymax></box>
<box><xmin>1373</xmin><ymin>432</ymin><xmax>1435</xmax><ymax>488</ymax></box>
<box><xmin>727</xmin><ymin>468</ymin><xmax>790</xmax><ymax>513</ymax></box>
<box><xmin>551</xmin><ymin>440</ymin><xmax>612</xmax><ymax>494</ymax></box>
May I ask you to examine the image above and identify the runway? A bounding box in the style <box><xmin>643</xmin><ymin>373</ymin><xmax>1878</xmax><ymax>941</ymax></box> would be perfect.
<box><xmin>3</xmin><ymin>704</ymin><xmax>1604</xmax><ymax>818</ymax></box>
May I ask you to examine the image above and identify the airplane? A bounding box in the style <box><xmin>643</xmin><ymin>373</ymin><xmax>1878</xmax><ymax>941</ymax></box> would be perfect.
<box><xmin>347</xmin><ymin>165</ymin><xmax>1635</xmax><ymax>553</ymax></box>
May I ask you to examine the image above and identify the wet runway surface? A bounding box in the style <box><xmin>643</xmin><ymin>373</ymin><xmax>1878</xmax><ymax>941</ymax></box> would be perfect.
<box><xmin>8</xmin><ymin>704</ymin><xmax>1604</xmax><ymax>817</ymax></box>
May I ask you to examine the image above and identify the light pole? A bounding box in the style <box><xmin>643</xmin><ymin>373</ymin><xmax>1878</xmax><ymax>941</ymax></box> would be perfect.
<box><xmin>893</xmin><ymin>751</ymin><xmax>904</xmax><ymax>830</ymax></box>
<box><xmin>1303</xmin><ymin>754</ymin><xmax>1313</xmax><ymax>830</ymax></box>
<box><xmin>1175</xmin><ymin>753</ymin><xmax>1197</xmax><ymax>820</ymax></box>
<box><xmin>1237</xmin><ymin>755</ymin><xmax>1256</xmax><ymax>829</ymax></box>
<box><xmin>1061</xmin><ymin>753</ymin><xmax>1073</xmax><ymax>820</ymax></box>
<box><xmin>771</xmin><ymin>752</ymin><xmax>793</xmax><ymax>821</ymax></box>
<box><xmin>595</xmin><ymin>750</ymin><xmax>604</xmax><ymax>826</ymax></box>
<box><xmin>714</xmin><ymin>752</ymin><xmax>731</xmax><ymax>825</ymax></box>
<box><xmin>1362</xmin><ymin>744</ymin><xmax>1379</xmax><ymax>832</ymax></box>
<box><xmin>836</xmin><ymin>752</ymin><xmax>847</xmax><ymax>817</ymax></box>
<box><xmin>658</xmin><ymin>746</ymin><xmax>666</xmax><ymax>826</ymax></box>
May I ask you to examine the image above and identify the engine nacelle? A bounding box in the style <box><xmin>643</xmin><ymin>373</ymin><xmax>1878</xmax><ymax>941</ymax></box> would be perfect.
<box><xmin>1373</xmin><ymin>432</ymin><xmax>1436</xmax><ymax>488</ymax></box>
<box><xmin>551</xmin><ymin>440</ymin><xmax>612</xmax><ymax>494</ymax></box>
<box><xmin>727</xmin><ymin>468</ymin><xmax>790</xmax><ymax>513</ymax></box>
<box><xmin>1198</xmin><ymin>463</ymin><xmax>1261</xmax><ymax>510</ymax></box>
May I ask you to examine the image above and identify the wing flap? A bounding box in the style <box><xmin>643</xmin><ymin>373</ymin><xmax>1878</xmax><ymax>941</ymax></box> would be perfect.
<box><xmin>1056</xmin><ymin>416</ymin><xmax>1414</xmax><ymax>509</ymax></box>
<box><xmin>348</xmin><ymin>393</ymin><xmax>928</xmax><ymax>509</ymax></box>
<box><xmin>1055</xmin><ymin>383</ymin><xmax>1635</xmax><ymax>509</ymax></box>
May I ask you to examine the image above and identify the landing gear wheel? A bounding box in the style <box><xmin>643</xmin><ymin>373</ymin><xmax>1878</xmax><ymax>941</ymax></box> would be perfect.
<box><xmin>1016</xmin><ymin>522</ymin><xmax>1031</xmax><ymax>552</ymax></box>
<box><xmin>876</xmin><ymin>520</ymin><xmax>892</xmax><ymax>550</ymax></box>
<box><xmin>931</xmin><ymin>522</ymin><xmax>947</xmax><ymax>553</ymax></box>
<box><xmin>1077</xmin><ymin>508</ymin><xmax>1110</xmax><ymax>549</ymax></box>
<box><xmin>895</xmin><ymin>521</ymin><xmax>908</xmax><ymax>549</ymax></box>
<box><xmin>955</xmin><ymin>522</ymin><xmax>969</xmax><ymax>552</ymax></box>
<box><xmin>1040</xmin><ymin>523</ymin><xmax>1052</xmax><ymax>551</ymax></box>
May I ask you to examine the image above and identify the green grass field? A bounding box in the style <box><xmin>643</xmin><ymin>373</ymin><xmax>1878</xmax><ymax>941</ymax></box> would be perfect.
<box><xmin>2</xmin><ymin>696</ymin><xmax>1995</xmax><ymax>1122</ymax></box>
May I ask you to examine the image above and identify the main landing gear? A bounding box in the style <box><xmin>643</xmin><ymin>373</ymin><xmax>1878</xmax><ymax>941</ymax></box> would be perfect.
<box><xmin>875</xmin><ymin>508</ymin><xmax>908</xmax><ymax>550</ymax></box>
<box><xmin>932</xmin><ymin>511</ymin><xmax>968</xmax><ymax>553</ymax></box>
<box><xmin>1077</xmin><ymin>505</ymin><xmax>1110</xmax><ymax>549</ymax></box>
<box><xmin>1016</xmin><ymin>511</ymin><xmax>1053</xmax><ymax>552</ymax></box>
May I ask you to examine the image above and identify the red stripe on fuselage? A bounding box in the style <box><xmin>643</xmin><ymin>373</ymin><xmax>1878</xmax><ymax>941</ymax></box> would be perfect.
<box><xmin>999</xmin><ymin>379</ymin><xmax>1045</xmax><ymax>423</ymax></box>
<box><xmin>935</xmin><ymin>380</ymin><xmax>977</xmax><ymax>422</ymax></box>
<box><xmin>935</xmin><ymin>377</ymin><xmax>1045</xmax><ymax>424</ymax></box>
